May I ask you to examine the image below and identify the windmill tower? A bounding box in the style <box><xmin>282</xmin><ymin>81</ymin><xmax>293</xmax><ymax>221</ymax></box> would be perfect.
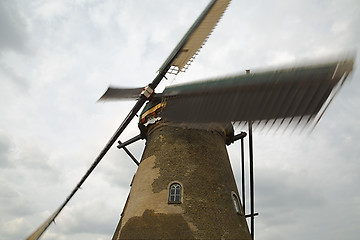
<box><xmin>112</xmin><ymin>119</ymin><xmax>251</xmax><ymax>239</ymax></box>
<box><xmin>26</xmin><ymin>0</ymin><xmax>354</xmax><ymax>239</ymax></box>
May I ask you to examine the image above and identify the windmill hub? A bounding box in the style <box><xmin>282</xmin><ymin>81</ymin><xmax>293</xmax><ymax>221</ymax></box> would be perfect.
<box><xmin>141</xmin><ymin>85</ymin><xmax>154</xmax><ymax>99</ymax></box>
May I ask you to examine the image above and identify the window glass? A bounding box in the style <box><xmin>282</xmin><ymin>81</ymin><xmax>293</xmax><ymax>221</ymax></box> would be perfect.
<box><xmin>169</xmin><ymin>183</ymin><xmax>182</xmax><ymax>203</ymax></box>
<box><xmin>232</xmin><ymin>193</ymin><xmax>241</xmax><ymax>213</ymax></box>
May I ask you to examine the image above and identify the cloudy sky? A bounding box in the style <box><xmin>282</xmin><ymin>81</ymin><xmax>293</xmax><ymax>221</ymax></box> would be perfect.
<box><xmin>1</xmin><ymin>0</ymin><xmax>359</xmax><ymax>239</ymax></box>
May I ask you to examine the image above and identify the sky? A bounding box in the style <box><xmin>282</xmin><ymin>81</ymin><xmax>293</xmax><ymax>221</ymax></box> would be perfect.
<box><xmin>0</xmin><ymin>0</ymin><xmax>359</xmax><ymax>239</ymax></box>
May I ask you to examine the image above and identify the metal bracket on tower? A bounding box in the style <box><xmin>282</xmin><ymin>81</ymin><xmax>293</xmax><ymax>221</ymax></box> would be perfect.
<box><xmin>237</xmin><ymin>131</ymin><xmax>247</xmax><ymax>216</ymax></box>
<box><xmin>233</xmin><ymin>131</ymin><xmax>247</xmax><ymax>142</ymax></box>
<box><xmin>117</xmin><ymin>135</ymin><xmax>144</xmax><ymax>166</ymax></box>
<box><xmin>117</xmin><ymin>134</ymin><xmax>144</xmax><ymax>149</ymax></box>
<box><xmin>235</xmin><ymin>125</ymin><xmax>257</xmax><ymax>240</ymax></box>
<box><xmin>245</xmin><ymin>213</ymin><xmax>259</xmax><ymax>218</ymax></box>
<box><xmin>118</xmin><ymin>141</ymin><xmax>140</xmax><ymax>166</ymax></box>
<box><xmin>248</xmin><ymin>121</ymin><xmax>255</xmax><ymax>240</ymax></box>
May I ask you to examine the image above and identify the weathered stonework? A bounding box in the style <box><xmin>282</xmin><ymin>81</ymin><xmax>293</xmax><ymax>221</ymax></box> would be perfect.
<box><xmin>112</xmin><ymin>121</ymin><xmax>251</xmax><ymax>239</ymax></box>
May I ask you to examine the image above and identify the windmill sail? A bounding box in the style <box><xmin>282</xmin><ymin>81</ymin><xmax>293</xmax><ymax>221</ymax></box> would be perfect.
<box><xmin>159</xmin><ymin>0</ymin><xmax>231</xmax><ymax>74</ymax></box>
<box><xmin>99</xmin><ymin>0</ymin><xmax>231</xmax><ymax>101</ymax></box>
<box><xmin>98</xmin><ymin>87</ymin><xmax>143</xmax><ymax>101</ymax></box>
<box><xmin>160</xmin><ymin>58</ymin><xmax>354</xmax><ymax>126</ymax></box>
<box><xmin>26</xmin><ymin>212</ymin><xmax>57</xmax><ymax>240</ymax></box>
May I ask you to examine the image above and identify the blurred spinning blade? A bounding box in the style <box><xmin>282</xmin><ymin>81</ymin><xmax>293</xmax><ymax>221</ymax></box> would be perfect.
<box><xmin>98</xmin><ymin>87</ymin><xmax>143</xmax><ymax>101</ymax></box>
<box><xmin>160</xmin><ymin>57</ymin><xmax>354</xmax><ymax>128</ymax></box>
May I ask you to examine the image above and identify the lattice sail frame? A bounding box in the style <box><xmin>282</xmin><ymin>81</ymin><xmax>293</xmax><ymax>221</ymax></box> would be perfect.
<box><xmin>160</xmin><ymin>0</ymin><xmax>232</xmax><ymax>75</ymax></box>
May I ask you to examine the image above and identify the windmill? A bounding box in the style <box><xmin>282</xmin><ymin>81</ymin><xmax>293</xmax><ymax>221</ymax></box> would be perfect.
<box><xmin>26</xmin><ymin>0</ymin><xmax>354</xmax><ymax>239</ymax></box>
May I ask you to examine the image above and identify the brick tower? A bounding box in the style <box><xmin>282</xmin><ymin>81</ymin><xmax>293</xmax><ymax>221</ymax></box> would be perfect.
<box><xmin>112</xmin><ymin>108</ymin><xmax>251</xmax><ymax>239</ymax></box>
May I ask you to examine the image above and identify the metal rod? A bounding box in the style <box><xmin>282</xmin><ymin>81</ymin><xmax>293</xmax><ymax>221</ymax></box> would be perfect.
<box><xmin>248</xmin><ymin>121</ymin><xmax>255</xmax><ymax>240</ymax></box>
<box><xmin>241</xmin><ymin>136</ymin><xmax>246</xmax><ymax>213</ymax></box>
<box><xmin>118</xmin><ymin>141</ymin><xmax>140</xmax><ymax>166</ymax></box>
<box><xmin>245</xmin><ymin>212</ymin><xmax>259</xmax><ymax>218</ymax></box>
<box><xmin>233</xmin><ymin>131</ymin><xmax>247</xmax><ymax>142</ymax></box>
<box><xmin>117</xmin><ymin>134</ymin><xmax>144</xmax><ymax>149</ymax></box>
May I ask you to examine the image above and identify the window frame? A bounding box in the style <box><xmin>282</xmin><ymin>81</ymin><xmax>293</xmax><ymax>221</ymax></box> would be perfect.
<box><xmin>231</xmin><ymin>192</ymin><xmax>242</xmax><ymax>215</ymax></box>
<box><xmin>168</xmin><ymin>182</ymin><xmax>182</xmax><ymax>204</ymax></box>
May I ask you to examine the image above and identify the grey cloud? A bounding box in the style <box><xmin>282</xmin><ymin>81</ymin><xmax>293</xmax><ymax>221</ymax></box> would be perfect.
<box><xmin>0</xmin><ymin>134</ymin><xmax>60</xmax><ymax>238</ymax></box>
<box><xmin>0</xmin><ymin>1</ymin><xmax>29</xmax><ymax>54</ymax></box>
<box><xmin>57</xmin><ymin>204</ymin><xmax>117</xmax><ymax>235</ymax></box>
<box><xmin>0</xmin><ymin>61</ymin><xmax>29</xmax><ymax>91</ymax></box>
<box><xmin>0</xmin><ymin>131</ymin><xmax>14</xmax><ymax>167</ymax></box>
<box><xmin>0</xmin><ymin>182</ymin><xmax>34</xmax><ymax>217</ymax></box>
<box><xmin>0</xmin><ymin>217</ymin><xmax>31</xmax><ymax>240</ymax></box>
<box><xmin>256</xmin><ymin>168</ymin><xmax>325</xmax><ymax>210</ymax></box>
<box><xmin>98</xmin><ymin>143</ymin><xmax>144</xmax><ymax>188</ymax></box>
<box><xmin>0</xmin><ymin>137</ymin><xmax>58</xmax><ymax>175</ymax></box>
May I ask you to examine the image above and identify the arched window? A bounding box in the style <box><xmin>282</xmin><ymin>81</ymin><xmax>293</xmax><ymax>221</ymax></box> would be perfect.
<box><xmin>232</xmin><ymin>193</ymin><xmax>241</xmax><ymax>214</ymax></box>
<box><xmin>168</xmin><ymin>183</ymin><xmax>182</xmax><ymax>203</ymax></box>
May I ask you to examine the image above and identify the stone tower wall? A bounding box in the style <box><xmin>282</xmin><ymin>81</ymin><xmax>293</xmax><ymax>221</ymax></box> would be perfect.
<box><xmin>112</xmin><ymin>121</ymin><xmax>251</xmax><ymax>239</ymax></box>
